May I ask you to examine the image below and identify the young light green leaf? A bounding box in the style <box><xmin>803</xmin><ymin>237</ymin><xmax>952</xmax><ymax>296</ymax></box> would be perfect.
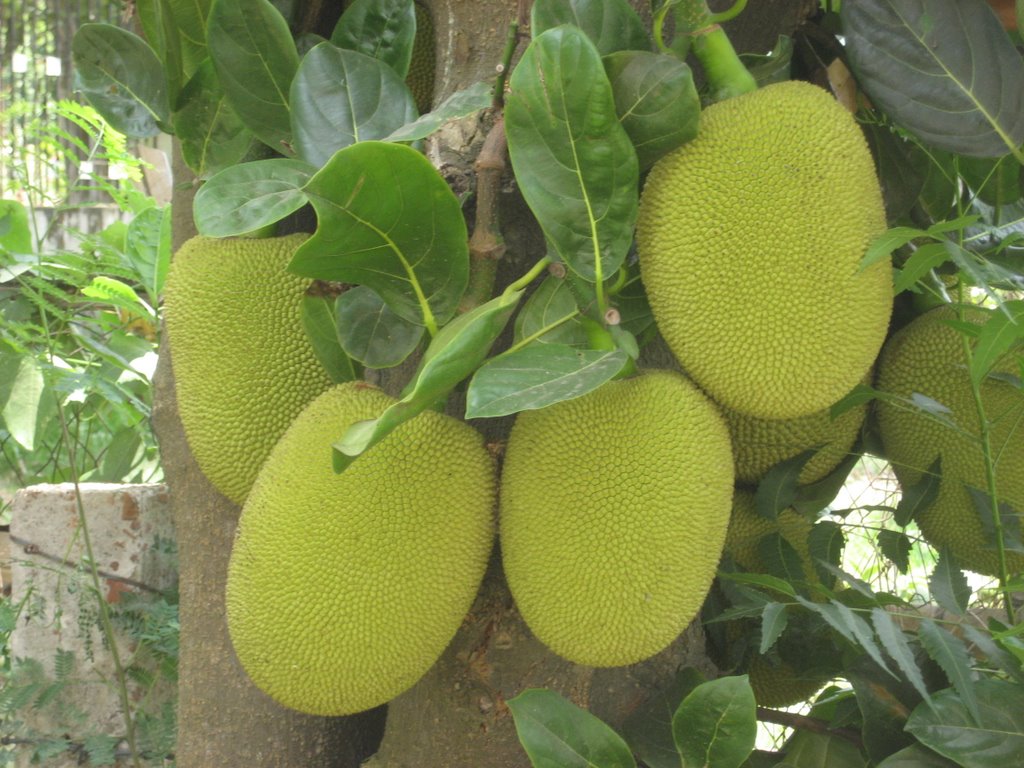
<box><xmin>759</xmin><ymin>603</ymin><xmax>789</xmax><ymax>655</ymax></box>
<box><xmin>969</xmin><ymin>300</ymin><xmax>1024</xmax><ymax>385</ymax></box>
<box><xmin>335</xmin><ymin>285</ymin><xmax>425</xmax><ymax>368</ymax></box>
<box><xmin>207</xmin><ymin>0</ymin><xmax>299</xmax><ymax>153</ymax></box>
<box><xmin>842</xmin><ymin>0</ymin><xmax>1024</xmax><ymax>157</ymax></box>
<box><xmin>290</xmin><ymin>44</ymin><xmax>417</xmax><ymax>168</ymax></box>
<box><xmin>193</xmin><ymin>159</ymin><xmax>314</xmax><ymax>237</ymax></box>
<box><xmin>755</xmin><ymin>448</ymin><xmax>819</xmax><ymax>520</ymax></box>
<box><xmin>505</xmin><ymin>26</ymin><xmax>639</xmax><ymax>286</ymax></box>
<box><xmin>0</xmin><ymin>200</ymin><xmax>34</xmax><ymax>254</ymax></box>
<box><xmin>870</xmin><ymin>607</ymin><xmax>932</xmax><ymax>705</ymax></box>
<box><xmin>894</xmin><ymin>456</ymin><xmax>942</xmax><ymax>527</ymax></box>
<box><xmin>81</xmin><ymin>276</ymin><xmax>152</xmax><ymax>317</ymax></box>
<box><xmin>331</xmin><ymin>0</ymin><xmax>416</xmax><ymax>79</ymax></box>
<box><xmin>918</xmin><ymin>619</ymin><xmax>981</xmax><ymax>726</ymax></box>
<box><xmin>672</xmin><ymin>676</ymin><xmax>757</xmax><ymax>768</ymax></box>
<box><xmin>174</xmin><ymin>59</ymin><xmax>254</xmax><ymax>178</ymax></box>
<box><xmin>877</xmin><ymin>529</ymin><xmax>913</xmax><ymax>573</ymax></box>
<box><xmin>532</xmin><ymin>0</ymin><xmax>650</xmax><ymax>55</ymax></box>
<box><xmin>465</xmin><ymin>344</ymin><xmax>628</xmax><ymax>419</ymax></box>
<box><xmin>301</xmin><ymin>295</ymin><xmax>359</xmax><ymax>384</ymax></box>
<box><xmin>508</xmin><ymin>688</ymin><xmax>636</xmax><ymax>768</ymax></box>
<box><xmin>929</xmin><ymin>550</ymin><xmax>971</xmax><ymax>615</ymax></box>
<box><xmin>72</xmin><ymin>24</ymin><xmax>169</xmax><ymax>138</ymax></box>
<box><xmin>604</xmin><ymin>50</ymin><xmax>699</xmax><ymax>170</ymax></box>
<box><xmin>384</xmin><ymin>81</ymin><xmax>494</xmax><ymax>142</ymax></box>
<box><xmin>290</xmin><ymin>141</ymin><xmax>468</xmax><ymax>330</ymax></box>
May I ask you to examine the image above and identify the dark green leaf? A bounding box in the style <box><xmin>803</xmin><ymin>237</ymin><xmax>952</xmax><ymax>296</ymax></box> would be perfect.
<box><xmin>808</xmin><ymin>522</ymin><xmax>845</xmax><ymax>586</ymax></box>
<box><xmin>622</xmin><ymin>668</ymin><xmax>706</xmax><ymax>768</ymax></box>
<box><xmin>959</xmin><ymin>623</ymin><xmax>1024</xmax><ymax>683</ymax></box>
<box><xmin>842</xmin><ymin>0</ymin><xmax>1024</xmax><ymax>157</ymax></box>
<box><xmin>929</xmin><ymin>550</ymin><xmax>971</xmax><ymax>615</ymax></box>
<box><xmin>876</xmin><ymin>744</ymin><xmax>959</xmax><ymax>768</ymax></box>
<box><xmin>532</xmin><ymin>0</ymin><xmax>650</xmax><ymax>55</ymax></box>
<box><xmin>301</xmin><ymin>295</ymin><xmax>359</xmax><ymax>384</ymax></box>
<box><xmin>893</xmin><ymin>242</ymin><xmax>954</xmax><ymax>294</ymax></box>
<box><xmin>98</xmin><ymin>428</ymin><xmax>142</xmax><ymax>482</ymax></box>
<box><xmin>861</xmin><ymin>226</ymin><xmax>930</xmax><ymax>270</ymax></box>
<box><xmin>0</xmin><ymin>200</ymin><xmax>34</xmax><ymax>254</ymax></box>
<box><xmin>846</xmin><ymin>659</ymin><xmax>917</xmax><ymax>763</ymax></box>
<box><xmin>960</xmin><ymin>155</ymin><xmax>1024</xmax><ymax>207</ymax></box>
<box><xmin>864</xmin><ymin>119</ymin><xmax>928</xmax><ymax>222</ymax></box>
<box><xmin>918</xmin><ymin>619</ymin><xmax>982</xmax><ymax>725</ymax></box>
<box><xmin>794</xmin><ymin>598</ymin><xmax>896</xmax><ymax>678</ymax></box>
<box><xmin>193</xmin><ymin>159</ymin><xmax>314</xmax><ymax>237</ymax></box>
<box><xmin>755</xmin><ymin>448</ymin><xmax>819</xmax><ymax>520</ymax></box>
<box><xmin>792</xmin><ymin>451</ymin><xmax>861</xmax><ymax>517</ymax></box>
<box><xmin>505</xmin><ymin>26</ymin><xmax>639</xmax><ymax>284</ymax></box>
<box><xmin>207</xmin><ymin>0</ymin><xmax>299</xmax><ymax>153</ymax></box>
<box><xmin>603</xmin><ymin>50</ymin><xmax>699</xmax><ymax>170</ymax></box>
<box><xmin>870</xmin><ymin>607</ymin><xmax>932</xmax><ymax>705</ymax></box>
<box><xmin>508</xmin><ymin>688</ymin><xmax>636</xmax><ymax>768</ymax></box>
<box><xmin>878</xmin><ymin>529</ymin><xmax>913</xmax><ymax>573</ymax></box>
<box><xmin>759</xmin><ymin>603</ymin><xmax>789</xmax><ymax>654</ymax></box>
<box><xmin>894</xmin><ymin>456</ymin><xmax>942</xmax><ymax>526</ymax></box>
<box><xmin>967</xmin><ymin>485</ymin><xmax>1024</xmax><ymax>555</ymax></box>
<box><xmin>514</xmin><ymin>276</ymin><xmax>588</xmax><ymax>347</ymax></box>
<box><xmin>331</xmin><ymin>0</ymin><xmax>416</xmax><ymax>79</ymax></box>
<box><xmin>385</xmin><ymin>81</ymin><xmax>494</xmax><ymax>142</ymax></box>
<box><xmin>672</xmin><ymin>676</ymin><xmax>757</xmax><ymax>768</ymax></box>
<box><xmin>167</xmin><ymin>0</ymin><xmax>211</xmax><ymax>75</ymax></box>
<box><xmin>740</xmin><ymin>34</ymin><xmax>794</xmax><ymax>87</ymax></box>
<box><xmin>72</xmin><ymin>24</ymin><xmax>169</xmax><ymax>138</ymax></box>
<box><xmin>149</xmin><ymin>0</ymin><xmax>185</xmax><ymax>105</ymax></box>
<box><xmin>757</xmin><ymin>533</ymin><xmax>807</xmax><ymax>584</ymax></box>
<box><xmin>465</xmin><ymin>344</ymin><xmax>628</xmax><ymax>419</ymax></box>
<box><xmin>335</xmin><ymin>285</ymin><xmax>424</xmax><ymax>368</ymax></box>
<box><xmin>969</xmin><ymin>300</ymin><xmax>1024</xmax><ymax>385</ymax></box>
<box><xmin>290</xmin><ymin>43</ymin><xmax>417</xmax><ymax>168</ymax></box>
<box><xmin>290</xmin><ymin>141</ymin><xmax>468</xmax><ymax>328</ymax></box>
<box><xmin>779</xmin><ymin>727</ymin><xmax>869</xmax><ymax>767</ymax></box>
<box><xmin>906</xmin><ymin>679</ymin><xmax>1024</xmax><ymax>766</ymax></box>
<box><xmin>174</xmin><ymin>59</ymin><xmax>254</xmax><ymax>178</ymax></box>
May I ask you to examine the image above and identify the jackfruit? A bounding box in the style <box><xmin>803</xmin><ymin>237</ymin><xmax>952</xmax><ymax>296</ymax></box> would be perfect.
<box><xmin>163</xmin><ymin>234</ymin><xmax>333</xmax><ymax>504</ymax></box>
<box><xmin>636</xmin><ymin>80</ymin><xmax>891</xmax><ymax>420</ymax></box>
<box><xmin>499</xmin><ymin>370</ymin><xmax>734</xmax><ymax>667</ymax></box>
<box><xmin>876</xmin><ymin>306</ymin><xmax>1024</xmax><ymax>576</ymax></box>
<box><xmin>407</xmin><ymin>2</ymin><xmax>435</xmax><ymax>113</ymax></box>
<box><xmin>725</xmin><ymin>490</ymin><xmax>815</xmax><ymax>579</ymax></box>
<box><xmin>747</xmin><ymin>654</ymin><xmax>828</xmax><ymax>708</ymax></box>
<box><xmin>226</xmin><ymin>382</ymin><xmax>495</xmax><ymax>715</ymax></box>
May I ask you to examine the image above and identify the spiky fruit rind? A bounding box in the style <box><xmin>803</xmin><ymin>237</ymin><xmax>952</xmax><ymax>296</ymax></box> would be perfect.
<box><xmin>499</xmin><ymin>370</ymin><xmax>734</xmax><ymax>667</ymax></box>
<box><xmin>725</xmin><ymin>491</ymin><xmax>814</xmax><ymax>576</ymax></box>
<box><xmin>748</xmin><ymin>656</ymin><xmax>828</xmax><ymax>708</ymax></box>
<box><xmin>636</xmin><ymin>80</ymin><xmax>890</xmax><ymax>419</ymax></box>
<box><xmin>163</xmin><ymin>234</ymin><xmax>332</xmax><ymax>504</ymax></box>
<box><xmin>407</xmin><ymin>2</ymin><xmax>435</xmax><ymax>112</ymax></box>
<box><xmin>226</xmin><ymin>382</ymin><xmax>495</xmax><ymax>715</ymax></box>
<box><xmin>876</xmin><ymin>306</ymin><xmax>1024</xmax><ymax>576</ymax></box>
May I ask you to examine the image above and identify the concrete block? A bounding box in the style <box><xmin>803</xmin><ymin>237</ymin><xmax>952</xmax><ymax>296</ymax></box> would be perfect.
<box><xmin>8</xmin><ymin>483</ymin><xmax>175</xmax><ymax>767</ymax></box>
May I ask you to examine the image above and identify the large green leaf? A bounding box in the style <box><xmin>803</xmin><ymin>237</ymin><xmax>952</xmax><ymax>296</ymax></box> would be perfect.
<box><xmin>331</xmin><ymin>0</ymin><xmax>416</xmax><ymax>79</ymax></box>
<box><xmin>778</xmin><ymin>728</ymin><xmax>868</xmax><ymax>768</ymax></box>
<box><xmin>207</xmin><ymin>0</ymin><xmax>299</xmax><ymax>153</ymax></box>
<box><xmin>300</xmin><ymin>295</ymin><xmax>359</xmax><ymax>384</ymax></box>
<box><xmin>531</xmin><ymin>0</ymin><xmax>650</xmax><ymax>55</ymax></box>
<box><xmin>72</xmin><ymin>24</ymin><xmax>169</xmax><ymax>138</ymax></box>
<box><xmin>505</xmin><ymin>26</ymin><xmax>639</xmax><ymax>286</ymax></box>
<box><xmin>508</xmin><ymin>689</ymin><xmax>636</xmax><ymax>768</ymax></box>
<box><xmin>841</xmin><ymin>0</ymin><xmax>1024</xmax><ymax>157</ymax></box>
<box><xmin>335</xmin><ymin>285</ymin><xmax>424</xmax><ymax>368</ymax></box>
<box><xmin>603</xmin><ymin>50</ymin><xmax>699</xmax><ymax>170</ymax></box>
<box><xmin>174</xmin><ymin>59</ymin><xmax>254</xmax><ymax>178</ymax></box>
<box><xmin>290</xmin><ymin>43</ymin><xmax>417</xmax><ymax>168</ymax></box>
<box><xmin>621</xmin><ymin>669</ymin><xmax>706</xmax><ymax>768</ymax></box>
<box><xmin>875</xmin><ymin>744</ymin><xmax>959</xmax><ymax>768</ymax></box>
<box><xmin>168</xmin><ymin>0</ymin><xmax>212</xmax><ymax>75</ymax></box>
<box><xmin>192</xmin><ymin>159</ymin><xmax>314</xmax><ymax>237</ymax></box>
<box><xmin>906</xmin><ymin>679</ymin><xmax>1024</xmax><ymax>767</ymax></box>
<box><xmin>672</xmin><ymin>676</ymin><xmax>757</xmax><ymax>768</ymax></box>
<box><xmin>289</xmin><ymin>141</ymin><xmax>468</xmax><ymax>329</ymax></box>
<box><xmin>384</xmin><ymin>81</ymin><xmax>494</xmax><ymax>142</ymax></box>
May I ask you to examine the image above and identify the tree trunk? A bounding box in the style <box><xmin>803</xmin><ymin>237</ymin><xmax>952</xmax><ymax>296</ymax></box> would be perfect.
<box><xmin>153</xmin><ymin>1</ymin><xmax>816</xmax><ymax>765</ymax></box>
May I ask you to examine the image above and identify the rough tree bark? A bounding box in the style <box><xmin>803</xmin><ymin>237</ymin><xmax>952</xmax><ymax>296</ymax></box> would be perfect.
<box><xmin>152</xmin><ymin>1</ymin><xmax>816</xmax><ymax>765</ymax></box>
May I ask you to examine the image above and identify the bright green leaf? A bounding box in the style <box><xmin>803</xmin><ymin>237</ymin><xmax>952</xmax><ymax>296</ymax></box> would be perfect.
<box><xmin>513</xmin><ymin>276</ymin><xmax>588</xmax><ymax>347</ymax></box>
<box><xmin>672</xmin><ymin>675</ymin><xmax>757</xmax><ymax>768</ymax></box>
<box><xmin>0</xmin><ymin>200</ymin><xmax>34</xmax><ymax>254</ymax></box>
<box><xmin>193</xmin><ymin>159</ymin><xmax>314</xmax><ymax>237</ymax></box>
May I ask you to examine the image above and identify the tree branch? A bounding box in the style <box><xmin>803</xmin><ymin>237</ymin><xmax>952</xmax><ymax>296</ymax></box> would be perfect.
<box><xmin>756</xmin><ymin>706</ymin><xmax>865</xmax><ymax>749</ymax></box>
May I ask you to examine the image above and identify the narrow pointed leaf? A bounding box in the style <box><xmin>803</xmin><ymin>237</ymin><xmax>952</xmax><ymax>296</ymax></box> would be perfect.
<box><xmin>193</xmin><ymin>159</ymin><xmax>314</xmax><ymax>237</ymax></box>
<box><xmin>808</xmin><ymin>521</ymin><xmax>845</xmax><ymax>586</ymax></box>
<box><xmin>929</xmin><ymin>550</ymin><xmax>971</xmax><ymax>614</ymax></box>
<box><xmin>672</xmin><ymin>676</ymin><xmax>757</xmax><ymax>768</ymax></box>
<box><xmin>301</xmin><ymin>295</ymin><xmax>358</xmax><ymax>384</ymax></box>
<box><xmin>871</xmin><ymin>607</ymin><xmax>932</xmax><ymax>705</ymax></box>
<box><xmin>830</xmin><ymin>600</ymin><xmax>898</xmax><ymax>678</ymax></box>
<box><xmin>331</xmin><ymin>0</ymin><xmax>416</xmax><ymax>78</ymax></box>
<box><xmin>969</xmin><ymin>300</ymin><xmax>1024</xmax><ymax>385</ymax></box>
<box><xmin>384</xmin><ymin>81</ymin><xmax>494</xmax><ymax>142</ymax></box>
<box><xmin>893</xmin><ymin>242</ymin><xmax>954</xmax><ymax>294</ymax></box>
<box><xmin>532</xmin><ymin>0</ymin><xmax>650</xmax><ymax>55</ymax></box>
<box><xmin>918</xmin><ymin>619</ymin><xmax>982</xmax><ymax>725</ymax></box>
<box><xmin>878</xmin><ymin>529</ymin><xmax>913</xmax><ymax>573</ymax></box>
<box><xmin>505</xmin><ymin>26</ymin><xmax>639</xmax><ymax>284</ymax></box>
<box><xmin>335</xmin><ymin>285</ymin><xmax>424</xmax><ymax>368</ymax></box>
<box><xmin>289</xmin><ymin>141</ymin><xmax>468</xmax><ymax>328</ymax></box>
<box><xmin>967</xmin><ymin>485</ymin><xmax>1024</xmax><ymax>555</ymax></box>
<box><xmin>174</xmin><ymin>59</ymin><xmax>254</xmax><ymax>178</ymax></box>
<box><xmin>861</xmin><ymin>226</ymin><xmax>930</xmax><ymax>270</ymax></box>
<box><xmin>759</xmin><ymin>603</ymin><xmax>789</xmax><ymax>655</ymax></box>
<box><xmin>894</xmin><ymin>456</ymin><xmax>942</xmax><ymax>526</ymax></box>
<box><xmin>722</xmin><ymin>572</ymin><xmax>797</xmax><ymax>599</ymax></box>
<box><xmin>756</xmin><ymin>533</ymin><xmax>806</xmax><ymax>584</ymax></box>
<box><xmin>960</xmin><ymin>624</ymin><xmax>1024</xmax><ymax>683</ymax></box>
<box><xmin>755</xmin><ymin>448</ymin><xmax>819</xmax><ymax>520</ymax></box>
<box><xmin>842</xmin><ymin>0</ymin><xmax>1024</xmax><ymax>157</ymax></box>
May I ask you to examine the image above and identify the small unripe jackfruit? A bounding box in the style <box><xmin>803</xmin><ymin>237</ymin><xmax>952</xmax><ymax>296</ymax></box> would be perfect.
<box><xmin>407</xmin><ymin>2</ymin><xmax>435</xmax><ymax>112</ymax></box>
<box><xmin>227</xmin><ymin>382</ymin><xmax>495</xmax><ymax>715</ymax></box>
<box><xmin>636</xmin><ymin>80</ymin><xmax>891</xmax><ymax>419</ymax></box>
<box><xmin>163</xmin><ymin>234</ymin><xmax>333</xmax><ymax>504</ymax></box>
<box><xmin>499</xmin><ymin>370</ymin><xmax>734</xmax><ymax>667</ymax></box>
<box><xmin>725</xmin><ymin>491</ymin><xmax>814</xmax><ymax>579</ymax></box>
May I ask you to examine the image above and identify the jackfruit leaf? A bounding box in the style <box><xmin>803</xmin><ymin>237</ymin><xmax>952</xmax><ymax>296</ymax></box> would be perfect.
<box><xmin>290</xmin><ymin>141</ymin><xmax>468</xmax><ymax>328</ymax></box>
<box><xmin>71</xmin><ymin>24</ymin><xmax>169</xmax><ymax>138</ymax></box>
<box><xmin>893</xmin><ymin>456</ymin><xmax>942</xmax><ymax>527</ymax></box>
<box><xmin>603</xmin><ymin>50</ymin><xmax>699</xmax><ymax>170</ymax></box>
<box><xmin>514</xmin><ymin>276</ymin><xmax>588</xmax><ymax>348</ymax></box>
<box><xmin>928</xmin><ymin>551</ymin><xmax>971</xmax><ymax>615</ymax></box>
<box><xmin>969</xmin><ymin>300</ymin><xmax>1024</xmax><ymax>385</ymax></box>
<box><xmin>960</xmin><ymin>155</ymin><xmax>1024</xmax><ymax>207</ymax></box>
<box><xmin>756</xmin><ymin>533</ymin><xmax>806</xmax><ymax>585</ymax></box>
<box><xmin>792</xmin><ymin>451</ymin><xmax>861</xmax><ymax>516</ymax></box>
<box><xmin>0</xmin><ymin>356</ymin><xmax>46</xmax><ymax>450</ymax></box>
<box><xmin>207</xmin><ymin>0</ymin><xmax>299</xmax><ymax>153</ymax></box>
<box><xmin>795</xmin><ymin>598</ymin><xmax>898</xmax><ymax>679</ymax></box>
<box><xmin>878</xmin><ymin>529</ymin><xmax>913</xmax><ymax>573</ymax></box>
<box><xmin>301</xmin><ymin>295</ymin><xmax>359</xmax><ymax>384</ymax></box>
<box><xmin>876</xmin><ymin>744</ymin><xmax>959</xmax><ymax>768</ymax></box>
<box><xmin>967</xmin><ymin>485</ymin><xmax>1024</xmax><ymax>555</ymax></box>
<box><xmin>893</xmin><ymin>243</ymin><xmax>954</xmax><ymax>294</ymax></box>
<box><xmin>507</xmin><ymin>688</ymin><xmax>636</xmax><ymax>768</ymax></box>
<box><xmin>870</xmin><ymin>607</ymin><xmax>933</xmax><ymax>706</ymax></box>
<box><xmin>333</xmin><ymin>288</ymin><xmax>520</xmax><ymax>472</ymax></box>
<box><xmin>841</xmin><ymin>0</ymin><xmax>1024</xmax><ymax>158</ymax></box>
<box><xmin>505</xmin><ymin>26</ymin><xmax>639</xmax><ymax>285</ymax></box>
<box><xmin>165</xmin><ymin>0</ymin><xmax>210</xmax><ymax>75</ymax></box>
<box><xmin>174</xmin><ymin>59</ymin><xmax>254</xmax><ymax>178</ymax></box>
<box><xmin>808</xmin><ymin>521</ymin><xmax>845</xmax><ymax>586</ymax></box>
<box><xmin>907</xmin><ymin>678</ymin><xmax>1024</xmax><ymax>764</ymax></box>
<box><xmin>755</xmin><ymin>448</ymin><xmax>819</xmax><ymax>520</ymax></box>
<box><xmin>193</xmin><ymin>159</ymin><xmax>313</xmax><ymax>237</ymax></box>
<box><xmin>621</xmin><ymin>668</ymin><xmax>705</xmax><ymax>768</ymax></box>
<box><xmin>335</xmin><ymin>285</ymin><xmax>424</xmax><ymax>368</ymax></box>
<box><xmin>759</xmin><ymin>602</ymin><xmax>789</xmax><ymax>654</ymax></box>
<box><xmin>532</xmin><ymin>0</ymin><xmax>650</xmax><ymax>55</ymax></box>
<box><xmin>125</xmin><ymin>205</ymin><xmax>171</xmax><ymax>304</ymax></box>
<box><xmin>672</xmin><ymin>675</ymin><xmax>756</xmax><ymax>768</ymax></box>
<box><xmin>0</xmin><ymin>200</ymin><xmax>33</xmax><ymax>254</ymax></box>
<box><xmin>98</xmin><ymin>428</ymin><xmax>142</xmax><ymax>482</ymax></box>
<box><xmin>778</xmin><ymin>727</ymin><xmax>868</xmax><ymax>768</ymax></box>
<box><xmin>330</xmin><ymin>0</ymin><xmax>416</xmax><ymax>79</ymax></box>
<box><xmin>465</xmin><ymin>344</ymin><xmax>628</xmax><ymax>419</ymax></box>
<box><xmin>384</xmin><ymin>81</ymin><xmax>494</xmax><ymax>142</ymax></box>
<box><xmin>614</xmin><ymin>266</ymin><xmax>655</xmax><ymax>341</ymax></box>
<box><xmin>141</xmin><ymin>0</ymin><xmax>184</xmax><ymax>104</ymax></box>
<box><xmin>290</xmin><ymin>44</ymin><xmax>418</xmax><ymax>168</ymax></box>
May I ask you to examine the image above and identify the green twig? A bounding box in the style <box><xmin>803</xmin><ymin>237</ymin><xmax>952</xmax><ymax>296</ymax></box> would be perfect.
<box><xmin>708</xmin><ymin>0</ymin><xmax>748</xmax><ymax>24</ymax></box>
<box><xmin>505</xmin><ymin>255</ymin><xmax>552</xmax><ymax>294</ymax></box>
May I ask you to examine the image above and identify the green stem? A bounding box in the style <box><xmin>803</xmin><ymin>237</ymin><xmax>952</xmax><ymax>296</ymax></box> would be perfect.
<box><xmin>505</xmin><ymin>255</ymin><xmax>552</xmax><ymax>295</ymax></box>
<box><xmin>692</xmin><ymin>23</ymin><xmax>757</xmax><ymax>100</ymax></box>
<box><xmin>494</xmin><ymin>18</ymin><xmax>521</xmax><ymax>109</ymax></box>
<box><xmin>708</xmin><ymin>0</ymin><xmax>748</xmax><ymax>24</ymax></box>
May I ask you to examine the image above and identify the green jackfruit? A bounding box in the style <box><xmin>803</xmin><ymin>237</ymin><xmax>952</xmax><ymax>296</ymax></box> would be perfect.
<box><xmin>227</xmin><ymin>382</ymin><xmax>495</xmax><ymax>715</ymax></box>
<box><xmin>407</xmin><ymin>2</ymin><xmax>435</xmax><ymax>113</ymax></box>
<box><xmin>636</xmin><ymin>80</ymin><xmax>891</xmax><ymax>420</ymax></box>
<box><xmin>163</xmin><ymin>234</ymin><xmax>332</xmax><ymax>504</ymax></box>
<box><xmin>876</xmin><ymin>306</ymin><xmax>1024</xmax><ymax>576</ymax></box>
<box><xmin>725</xmin><ymin>490</ymin><xmax>815</xmax><ymax>579</ymax></box>
<box><xmin>748</xmin><ymin>655</ymin><xmax>828</xmax><ymax>708</ymax></box>
<box><xmin>499</xmin><ymin>370</ymin><xmax>734</xmax><ymax>667</ymax></box>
